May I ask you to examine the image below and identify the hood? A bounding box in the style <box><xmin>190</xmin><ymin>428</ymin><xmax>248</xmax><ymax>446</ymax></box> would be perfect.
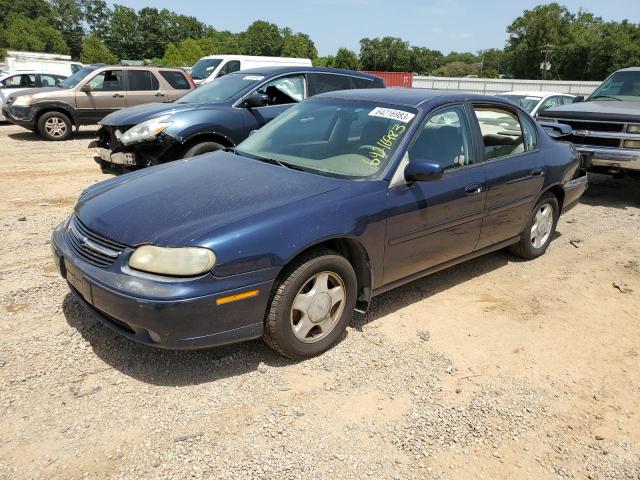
<box><xmin>10</xmin><ymin>87</ymin><xmax>59</xmax><ymax>99</ymax></box>
<box><xmin>99</xmin><ymin>102</ymin><xmax>200</xmax><ymax>126</ymax></box>
<box><xmin>75</xmin><ymin>151</ymin><xmax>346</xmax><ymax>246</ymax></box>
<box><xmin>542</xmin><ymin>100</ymin><xmax>640</xmax><ymax>122</ymax></box>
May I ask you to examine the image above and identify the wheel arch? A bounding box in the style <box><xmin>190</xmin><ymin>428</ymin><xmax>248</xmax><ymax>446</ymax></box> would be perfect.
<box><xmin>541</xmin><ymin>183</ymin><xmax>565</xmax><ymax>211</ymax></box>
<box><xmin>179</xmin><ymin>131</ymin><xmax>235</xmax><ymax>156</ymax></box>
<box><xmin>34</xmin><ymin>103</ymin><xmax>77</xmax><ymax>127</ymax></box>
<box><xmin>276</xmin><ymin>237</ymin><xmax>373</xmax><ymax>312</ymax></box>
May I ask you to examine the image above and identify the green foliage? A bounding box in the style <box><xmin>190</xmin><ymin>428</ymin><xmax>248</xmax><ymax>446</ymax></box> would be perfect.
<box><xmin>360</xmin><ymin>37</ymin><xmax>412</xmax><ymax>71</ymax></box>
<box><xmin>241</xmin><ymin>20</ymin><xmax>283</xmax><ymax>56</ymax></box>
<box><xmin>80</xmin><ymin>34</ymin><xmax>115</xmax><ymax>64</ymax></box>
<box><xmin>161</xmin><ymin>38</ymin><xmax>203</xmax><ymax>67</ymax></box>
<box><xmin>333</xmin><ymin>48</ymin><xmax>358</xmax><ymax>70</ymax></box>
<box><xmin>313</xmin><ymin>55</ymin><xmax>334</xmax><ymax>68</ymax></box>
<box><xmin>2</xmin><ymin>15</ymin><xmax>68</xmax><ymax>53</ymax></box>
<box><xmin>432</xmin><ymin>61</ymin><xmax>479</xmax><ymax>77</ymax></box>
<box><xmin>282</xmin><ymin>32</ymin><xmax>317</xmax><ymax>59</ymax></box>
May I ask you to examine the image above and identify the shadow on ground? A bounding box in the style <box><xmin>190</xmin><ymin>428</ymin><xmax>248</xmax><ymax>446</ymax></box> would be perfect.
<box><xmin>9</xmin><ymin>130</ymin><xmax>98</xmax><ymax>141</ymax></box>
<box><xmin>580</xmin><ymin>173</ymin><xmax>640</xmax><ymax>209</ymax></box>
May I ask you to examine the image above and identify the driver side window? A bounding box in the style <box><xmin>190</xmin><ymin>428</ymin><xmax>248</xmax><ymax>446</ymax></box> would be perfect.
<box><xmin>87</xmin><ymin>70</ymin><xmax>123</xmax><ymax>91</ymax></box>
<box><xmin>408</xmin><ymin>105</ymin><xmax>473</xmax><ymax>171</ymax></box>
<box><xmin>255</xmin><ymin>75</ymin><xmax>306</xmax><ymax>106</ymax></box>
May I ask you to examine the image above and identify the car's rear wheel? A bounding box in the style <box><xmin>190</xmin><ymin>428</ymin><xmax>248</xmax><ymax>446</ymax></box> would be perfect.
<box><xmin>37</xmin><ymin>111</ymin><xmax>72</xmax><ymax>141</ymax></box>
<box><xmin>263</xmin><ymin>249</ymin><xmax>357</xmax><ymax>359</ymax></box>
<box><xmin>182</xmin><ymin>141</ymin><xmax>225</xmax><ymax>158</ymax></box>
<box><xmin>509</xmin><ymin>192</ymin><xmax>559</xmax><ymax>260</ymax></box>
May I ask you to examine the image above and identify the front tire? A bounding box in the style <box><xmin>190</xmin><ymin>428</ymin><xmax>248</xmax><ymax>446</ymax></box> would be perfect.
<box><xmin>509</xmin><ymin>192</ymin><xmax>559</xmax><ymax>260</ymax></box>
<box><xmin>37</xmin><ymin>111</ymin><xmax>72</xmax><ymax>141</ymax></box>
<box><xmin>263</xmin><ymin>250</ymin><xmax>357</xmax><ymax>360</ymax></box>
<box><xmin>182</xmin><ymin>141</ymin><xmax>224</xmax><ymax>158</ymax></box>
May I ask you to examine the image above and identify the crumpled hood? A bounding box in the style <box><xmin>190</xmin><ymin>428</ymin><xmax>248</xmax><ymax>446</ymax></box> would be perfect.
<box><xmin>542</xmin><ymin>100</ymin><xmax>640</xmax><ymax>121</ymax></box>
<box><xmin>99</xmin><ymin>102</ymin><xmax>201</xmax><ymax>126</ymax></box>
<box><xmin>75</xmin><ymin>151</ymin><xmax>346</xmax><ymax>246</ymax></box>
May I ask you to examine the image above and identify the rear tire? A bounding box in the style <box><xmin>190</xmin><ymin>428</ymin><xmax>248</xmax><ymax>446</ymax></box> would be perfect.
<box><xmin>263</xmin><ymin>249</ymin><xmax>357</xmax><ymax>360</ymax></box>
<box><xmin>37</xmin><ymin>111</ymin><xmax>72</xmax><ymax>141</ymax></box>
<box><xmin>182</xmin><ymin>141</ymin><xmax>224</xmax><ymax>158</ymax></box>
<box><xmin>509</xmin><ymin>192</ymin><xmax>559</xmax><ymax>260</ymax></box>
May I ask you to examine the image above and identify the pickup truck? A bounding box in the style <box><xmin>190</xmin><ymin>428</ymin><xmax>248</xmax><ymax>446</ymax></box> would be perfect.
<box><xmin>537</xmin><ymin>67</ymin><xmax>640</xmax><ymax>176</ymax></box>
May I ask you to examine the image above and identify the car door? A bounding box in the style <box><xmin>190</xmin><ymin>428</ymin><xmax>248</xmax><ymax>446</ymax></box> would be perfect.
<box><xmin>383</xmin><ymin>104</ymin><xmax>487</xmax><ymax>285</ymax></box>
<box><xmin>125</xmin><ymin>70</ymin><xmax>163</xmax><ymax>106</ymax></box>
<box><xmin>157</xmin><ymin>70</ymin><xmax>192</xmax><ymax>101</ymax></box>
<box><xmin>75</xmin><ymin>69</ymin><xmax>125</xmax><ymax>123</ymax></box>
<box><xmin>241</xmin><ymin>73</ymin><xmax>307</xmax><ymax>136</ymax></box>
<box><xmin>472</xmin><ymin>104</ymin><xmax>544</xmax><ymax>250</ymax></box>
<box><xmin>1</xmin><ymin>73</ymin><xmax>36</xmax><ymax>102</ymax></box>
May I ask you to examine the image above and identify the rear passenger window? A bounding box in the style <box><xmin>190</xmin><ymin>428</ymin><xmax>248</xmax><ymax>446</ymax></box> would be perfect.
<box><xmin>474</xmin><ymin>106</ymin><xmax>524</xmax><ymax>160</ymax></box>
<box><xmin>159</xmin><ymin>71</ymin><xmax>191</xmax><ymax>90</ymax></box>
<box><xmin>311</xmin><ymin>74</ymin><xmax>354</xmax><ymax>94</ymax></box>
<box><xmin>351</xmin><ymin>77</ymin><xmax>373</xmax><ymax>89</ymax></box>
<box><xmin>128</xmin><ymin>71</ymin><xmax>159</xmax><ymax>91</ymax></box>
<box><xmin>409</xmin><ymin>105</ymin><xmax>473</xmax><ymax>170</ymax></box>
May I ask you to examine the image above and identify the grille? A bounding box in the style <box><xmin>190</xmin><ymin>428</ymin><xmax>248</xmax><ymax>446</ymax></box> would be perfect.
<box><xmin>567</xmin><ymin>135</ymin><xmax>621</xmax><ymax>148</ymax></box>
<box><xmin>557</xmin><ymin>119</ymin><xmax>625</xmax><ymax>133</ymax></box>
<box><xmin>66</xmin><ymin>216</ymin><xmax>126</xmax><ymax>267</ymax></box>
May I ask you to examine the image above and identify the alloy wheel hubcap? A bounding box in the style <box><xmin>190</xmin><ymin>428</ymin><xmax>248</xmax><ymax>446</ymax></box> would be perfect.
<box><xmin>290</xmin><ymin>271</ymin><xmax>346</xmax><ymax>343</ymax></box>
<box><xmin>530</xmin><ymin>203</ymin><xmax>554</xmax><ymax>248</ymax></box>
<box><xmin>45</xmin><ymin>117</ymin><xmax>67</xmax><ymax>137</ymax></box>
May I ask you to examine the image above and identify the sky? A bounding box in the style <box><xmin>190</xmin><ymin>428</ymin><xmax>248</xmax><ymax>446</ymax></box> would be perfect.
<box><xmin>107</xmin><ymin>0</ymin><xmax>640</xmax><ymax>56</ymax></box>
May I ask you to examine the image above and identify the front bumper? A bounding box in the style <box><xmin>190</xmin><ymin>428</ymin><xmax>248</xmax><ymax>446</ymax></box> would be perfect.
<box><xmin>2</xmin><ymin>104</ymin><xmax>36</xmax><ymax>129</ymax></box>
<box><xmin>575</xmin><ymin>145</ymin><xmax>640</xmax><ymax>172</ymax></box>
<box><xmin>51</xmin><ymin>220</ymin><xmax>276</xmax><ymax>350</ymax></box>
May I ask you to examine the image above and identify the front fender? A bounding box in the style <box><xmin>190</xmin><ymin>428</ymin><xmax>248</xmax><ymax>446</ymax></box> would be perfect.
<box><xmin>163</xmin><ymin>108</ymin><xmax>245</xmax><ymax>145</ymax></box>
<box><xmin>32</xmin><ymin>100</ymin><xmax>77</xmax><ymax>124</ymax></box>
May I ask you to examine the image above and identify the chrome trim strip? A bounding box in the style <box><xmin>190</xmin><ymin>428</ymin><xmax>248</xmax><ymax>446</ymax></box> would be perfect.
<box><xmin>68</xmin><ymin>221</ymin><xmax>120</xmax><ymax>258</ymax></box>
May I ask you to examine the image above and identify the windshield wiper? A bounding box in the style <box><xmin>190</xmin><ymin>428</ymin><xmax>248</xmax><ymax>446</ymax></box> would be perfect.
<box><xmin>590</xmin><ymin>95</ymin><xmax>623</xmax><ymax>101</ymax></box>
<box><xmin>235</xmin><ymin>150</ymin><xmax>306</xmax><ymax>171</ymax></box>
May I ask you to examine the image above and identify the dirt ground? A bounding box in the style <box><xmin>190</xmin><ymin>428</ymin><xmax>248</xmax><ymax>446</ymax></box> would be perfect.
<box><xmin>0</xmin><ymin>123</ymin><xmax>639</xmax><ymax>480</ymax></box>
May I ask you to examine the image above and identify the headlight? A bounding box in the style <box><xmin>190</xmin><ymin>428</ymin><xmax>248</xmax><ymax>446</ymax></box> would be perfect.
<box><xmin>628</xmin><ymin>124</ymin><xmax>640</xmax><ymax>134</ymax></box>
<box><xmin>129</xmin><ymin>245</ymin><xmax>216</xmax><ymax>276</ymax></box>
<box><xmin>12</xmin><ymin>95</ymin><xmax>33</xmax><ymax>107</ymax></box>
<box><xmin>120</xmin><ymin>115</ymin><xmax>173</xmax><ymax>145</ymax></box>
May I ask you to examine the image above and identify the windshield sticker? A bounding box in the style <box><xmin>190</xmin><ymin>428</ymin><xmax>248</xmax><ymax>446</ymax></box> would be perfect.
<box><xmin>243</xmin><ymin>75</ymin><xmax>264</xmax><ymax>81</ymax></box>
<box><xmin>363</xmin><ymin>123</ymin><xmax>406</xmax><ymax>166</ymax></box>
<box><xmin>369</xmin><ymin>107</ymin><xmax>415</xmax><ymax>123</ymax></box>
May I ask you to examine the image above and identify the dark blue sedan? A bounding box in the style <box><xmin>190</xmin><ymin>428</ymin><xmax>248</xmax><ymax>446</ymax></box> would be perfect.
<box><xmin>52</xmin><ymin>89</ymin><xmax>588</xmax><ymax>359</ymax></box>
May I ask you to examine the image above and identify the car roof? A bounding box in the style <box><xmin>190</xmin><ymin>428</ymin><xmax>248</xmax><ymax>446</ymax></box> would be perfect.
<box><xmin>93</xmin><ymin>65</ymin><xmax>186</xmax><ymax>72</ymax></box>
<box><xmin>1</xmin><ymin>71</ymin><xmax>65</xmax><ymax>76</ymax></box>
<box><xmin>499</xmin><ymin>91</ymin><xmax>574</xmax><ymax>97</ymax></box>
<box><xmin>615</xmin><ymin>67</ymin><xmax>640</xmax><ymax>73</ymax></box>
<box><xmin>314</xmin><ymin>88</ymin><xmax>521</xmax><ymax>109</ymax></box>
<box><xmin>229</xmin><ymin>66</ymin><xmax>381</xmax><ymax>81</ymax></box>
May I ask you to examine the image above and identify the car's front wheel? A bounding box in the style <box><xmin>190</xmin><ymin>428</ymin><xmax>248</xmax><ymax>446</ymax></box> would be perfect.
<box><xmin>182</xmin><ymin>141</ymin><xmax>224</xmax><ymax>158</ymax></box>
<box><xmin>37</xmin><ymin>111</ymin><xmax>72</xmax><ymax>141</ymax></box>
<box><xmin>509</xmin><ymin>192</ymin><xmax>559</xmax><ymax>260</ymax></box>
<box><xmin>263</xmin><ymin>250</ymin><xmax>357</xmax><ymax>359</ymax></box>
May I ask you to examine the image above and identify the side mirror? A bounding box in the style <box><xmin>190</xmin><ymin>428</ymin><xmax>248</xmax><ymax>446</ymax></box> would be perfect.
<box><xmin>572</xmin><ymin>95</ymin><xmax>584</xmax><ymax>103</ymax></box>
<box><xmin>244</xmin><ymin>93</ymin><xmax>269</xmax><ymax>108</ymax></box>
<box><xmin>80</xmin><ymin>84</ymin><xmax>92</xmax><ymax>93</ymax></box>
<box><xmin>404</xmin><ymin>160</ymin><xmax>445</xmax><ymax>182</ymax></box>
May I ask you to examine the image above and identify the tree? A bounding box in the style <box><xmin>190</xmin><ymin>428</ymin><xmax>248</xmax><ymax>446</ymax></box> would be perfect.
<box><xmin>241</xmin><ymin>20</ymin><xmax>283</xmax><ymax>56</ymax></box>
<box><xmin>432</xmin><ymin>61</ymin><xmax>479</xmax><ymax>77</ymax></box>
<box><xmin>409</xmin><ymin>47</ymin><xmax>444</xmax><ymax>74</ymax></box>
<box><xmin>282</xmin><ymin>32</ymin><xmax>317</xmax><ymax>59</ymax></box>
<box><xmin>161</xmin><ymin>38</ymin><xmax>203</xmax><ymax>67</ymax></box>
<box><xmin>332</xmin><ymin>48</ymin><xmax>358</xmax><ymax>70</ymax></box>
<box><xmin>105</xmin><ymin>5</ymin><xmax>143</xmax><ymax>60</ymax></box>
<box><xmin>80</xmin><ymin>34</ymin><xmax>116</xmax><ymax>64</ymax></box>
<box><xmin>313</xmin><ymin>55</ymin><xmax>334</xmax><ymax>68</ymax></box>
<box><xmin>2</xmin><ymin>15</ymin><xmax>68</xmax><ymax>54</ymax></box>
<box><xmin>359</xmin><ymin>37</ymin><xmax>411</xmax><ymax>71</ymax></box>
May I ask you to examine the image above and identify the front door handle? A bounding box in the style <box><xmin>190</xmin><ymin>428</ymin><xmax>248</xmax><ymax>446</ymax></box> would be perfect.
<box><xmin>112</xmin><ymin>93</ymin><xmax>124</xmax><ymax>98</ymax></box>
<box><xmin>531</xmin><ymin>167</ymin><xmax>544</xmax><ymax>177</ymax></box>
<box><xmin>464</xmin><ymin>183</ymin><xmax>483</xmax><ymax>195</ymax></box>
<box><xmin>154</xmin><ymin>92</ymin><xmax>165</xmax><ymax>97</ymax></box>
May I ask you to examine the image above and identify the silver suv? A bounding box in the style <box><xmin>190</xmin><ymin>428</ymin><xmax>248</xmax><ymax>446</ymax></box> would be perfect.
<box><xmin>2</xmin><ymin>65</ymin><xmax>195</xmax><ymax>140</ymax></box>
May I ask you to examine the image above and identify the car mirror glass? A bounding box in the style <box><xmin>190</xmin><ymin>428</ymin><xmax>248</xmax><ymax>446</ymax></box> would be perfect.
<box><xmin>244</xmin><ymin>93</ymin><xmax>269</xmax><ymax>108</ymax></box>
<box><xmin>81</xmin><ymin>84</ymin><xmax>92</xmax><ymax>93</ymax></box>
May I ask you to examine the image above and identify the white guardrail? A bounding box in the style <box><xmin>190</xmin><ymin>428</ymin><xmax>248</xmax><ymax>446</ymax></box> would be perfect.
<box><xmin>412</xmin><ymin>76</ymin><xmax>601</xmax><ymax>95</ymax></box>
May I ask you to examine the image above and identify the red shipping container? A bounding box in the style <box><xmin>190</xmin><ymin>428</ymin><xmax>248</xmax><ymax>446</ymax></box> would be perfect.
<box><xmin>362</xmin><ymin>71</ymin><xmax>413</xmax><ymax>88</ymax></box>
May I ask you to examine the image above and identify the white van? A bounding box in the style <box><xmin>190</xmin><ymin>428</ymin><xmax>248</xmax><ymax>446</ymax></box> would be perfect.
<box><xmin>189</xmin><ymin>55</ymin><xmax>312</xmax><ymax>86</ymax></box>
<box><xmin>0</xmin><ymin>51</ymin><xmax>83</xmax><ymax>77</ymax></box>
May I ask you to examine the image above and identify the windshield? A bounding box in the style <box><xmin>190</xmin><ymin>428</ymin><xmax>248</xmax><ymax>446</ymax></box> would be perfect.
<box><xmin>176</xmin><ymin>72</ymin><xmax>263</xmax><ymax>104</ymax></box>
<box><xmin>590</xmin><ymin>71</ymin><xmax>640</xmax><ymax>102</ymax></box>
<box><xmin>236</xmin><ymin>99</ymin><xmax>417</xmax><ymax>179</ymax></box>
<box><xmin>498</xmin><ymin>94</ymin><xmax>542</xmax><ymax>113</ymax></box>
<box><xmin>190</xmin><ymin>58</ymin><xmax>223</xmax><ymax>80</ymax></box>
<box><xmin>59</xmin><ymin>67</ymin><xmax>96</xmax><ymax>89</ymax></box>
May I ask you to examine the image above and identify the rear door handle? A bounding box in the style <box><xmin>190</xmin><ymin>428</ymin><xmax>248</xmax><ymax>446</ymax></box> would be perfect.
<box><xmin>464</xmin><ymin>183</ymin><xmax>483</xmax><ymax>195</ymax></box>
<box><xmin>154</xmin><ymin>92</ymin><xmax>165</xmax><ymax>97</ymax></box>
<box><xmin>531</xmin><ymin>167</ymin><xmax>544</xmax><ymax>177</ymax></box>
<box><xmin>112</xmin><ymin>93</ymin><xmax>124</xmax><ymax>98</ymax></box>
